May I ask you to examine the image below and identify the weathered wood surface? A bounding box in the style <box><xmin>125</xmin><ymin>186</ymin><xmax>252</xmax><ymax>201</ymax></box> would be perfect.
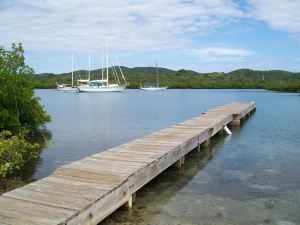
<box><xmin>0</xmin><ymin>102</ymin><xmax>256</xmax><ymax>225</ymax></box>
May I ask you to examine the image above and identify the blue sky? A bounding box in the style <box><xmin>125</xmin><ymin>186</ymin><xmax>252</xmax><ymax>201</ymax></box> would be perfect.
<box><xmin>1</xmin><ymin>0</ymin><xmax>300</xmax><ymax>73</ymax></box>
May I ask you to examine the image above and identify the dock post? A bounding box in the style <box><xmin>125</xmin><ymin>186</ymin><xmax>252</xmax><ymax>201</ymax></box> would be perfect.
<box><xmin>229</xmin><ymin>116</ymin><xmax>240</xmax><ymax>126</ymax></box>
<box><xmin>181</xmin><ymin>156</ymin><xmax>185</xmax><ymax>166</ymax></box>
<box><xmin>197</xmin><ymin>136</ymin><xmax>201</xmax><ymax>152</ymax></box>
<box><xmin>132</xmin><ymin>192</ymin><xmax>136</xmax><ymax>204</ymax></box>
<box><xmin>224</xmin><ymin>126</ymin><xmax>232</xmax><ymax>135</ymax></box>
<box><xmin>127</xmin><ymin>195</ymin><xmax>133</xmax><ymax>209</ymax></box>
<box><xmin>175</xmin><ymin>159</ymin><xmax>181</xmax><ymax>168</ymax></box>
<box><xmin>174</xmin><ymin>156</ymin><xmax>185</xmax><ymax>168</ymax></box>
<box><xmin>126</xmin><ymin>192</ymin><xmax>136</xmax><ymax>210</ymax></box>
<box><xmin>201</xmin><ymin>138</ymin><xmax>210</xmax><ymax>147</ymax></box>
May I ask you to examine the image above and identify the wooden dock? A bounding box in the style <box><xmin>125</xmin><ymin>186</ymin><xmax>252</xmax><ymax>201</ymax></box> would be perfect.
<box><xmin>0</xmin><ymin>102</ymin><xmax>256</xmax><ymax>225</ymax></box>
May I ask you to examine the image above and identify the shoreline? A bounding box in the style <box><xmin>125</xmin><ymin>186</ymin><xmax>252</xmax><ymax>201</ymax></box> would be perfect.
<box><xmin>33</xmin><ymin>87</ymin><xmax>300</xmax><ymax>93</ymax></box>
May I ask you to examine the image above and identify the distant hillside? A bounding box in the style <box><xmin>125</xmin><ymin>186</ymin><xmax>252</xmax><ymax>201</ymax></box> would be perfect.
<box><xmin>34</xmin><ymin>67</ymin><xmax>300</xmax><ymax>92</ymax></box>
<box><xmin>228</xmin><ymin>69</ymin><xmax>299</xmax><ymax>80</ymax></box>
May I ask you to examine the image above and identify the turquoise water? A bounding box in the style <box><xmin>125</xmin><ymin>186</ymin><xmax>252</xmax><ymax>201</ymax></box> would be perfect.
<box><xmin>32</xmin><ymin>89</ymin><xmax>300</xmax><ymax>225</ymax></box>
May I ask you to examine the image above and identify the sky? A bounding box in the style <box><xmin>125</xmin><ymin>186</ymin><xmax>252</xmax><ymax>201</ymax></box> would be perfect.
<box><xmin>1</xmin><ymin>0</ymin><xmax>300</xmax><ymax>74</ymax></box>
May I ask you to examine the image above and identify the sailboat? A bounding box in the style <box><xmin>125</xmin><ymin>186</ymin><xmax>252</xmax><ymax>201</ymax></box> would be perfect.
<box><xmin>77</xmin><ymin>40</ymin><xmax>127</xmax><ymax>92</ymax></box>
<box><xmin>56</xmin><ymin>55</ymin><xmax>78</xmax><ymax>92</ymax></box>
<box><xmin>141</xmin><ymin>62</ymin><xmax>167</xmax><ymax>91</ymax></box>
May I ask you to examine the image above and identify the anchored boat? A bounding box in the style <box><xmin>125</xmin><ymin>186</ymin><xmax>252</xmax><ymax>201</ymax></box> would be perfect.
<box><xmin>78</xmin><ymin>81</ymin><xmax>125</xmax><ymax>92</ymax></box>
<box><xmin>78</xmin><ymin>40</ymin><xmax>127</xmax><ymax>93</ymax></box>
<box><xmin>141</xmin><ymin>61</ymin><xmax>167</xmax><ymax>91</ymax></box>
<box><xmin>56</xmin><ymin>54</ymin><xmax>78</xmax><ymax>92</ymax></box>
<box><xmin>141</xmin><ymin>85</ymin><xmax>167</xmax><ymax>91</ymax></box>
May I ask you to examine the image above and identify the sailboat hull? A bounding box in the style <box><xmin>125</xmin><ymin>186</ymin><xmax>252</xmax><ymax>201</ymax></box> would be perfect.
<box><xmin>141</xmin><ymin>87</ymin><xmax>167</xmax><ymax>91</ymax></box>
<box><xmin>78</xmin><ymin>85</ymin><xmax>125</xmax><ymax>92</ymax></box>
<box><xmin>56</xmin><ymin>87</ymin><xmax>78</xmax><ymax>92</ymax></box>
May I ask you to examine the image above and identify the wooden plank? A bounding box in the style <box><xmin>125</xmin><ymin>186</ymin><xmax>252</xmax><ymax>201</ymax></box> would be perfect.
<box><xmin>48</xmin><ymin>175</ymin><xmax>120</xmax><ymax>190</ymax></box>
<box><xmin>3</xmin><ymin>188</ymin><xmax>92</xmax><ymax>211</ymax></box>
<box><xmin>0</xmin><ymin>196</ymin><xmax>76</xmax><ymax>225</ymax></box>
<box><xmin>54</xmin><ymin>167</ymin><xmax>128</xmax><ymax>183</ymax></box>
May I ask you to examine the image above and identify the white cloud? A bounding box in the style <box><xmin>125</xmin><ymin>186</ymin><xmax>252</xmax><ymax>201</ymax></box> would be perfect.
<box><xmin>0</xmin><ymin>0</ymin><xmax>243</xmax><ymax>53</ymax></box>
<box><xmin>247</xmin><ymin>0</ymin><xmax>300</xmax><ymax>39</ymax></box>
<box><xmin>195</xmin><ymin>47</ymin><xmax>254</xmax><ymax>58</ymax></box>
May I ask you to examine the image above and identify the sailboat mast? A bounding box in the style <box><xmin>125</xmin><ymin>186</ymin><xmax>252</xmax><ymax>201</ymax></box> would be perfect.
<box><xmin>106</xmin><ymin>40</ymin><xmax>109</xmax><ymax>84</ymax></box>
<box><xmin>156</xmin><ymin>61</ymin><xmax>158</xmax><ymax>87</ymax></box>
<box><xmin>88</xmin><ymin>50</ymin><xmax>91</xmax><ymax>81</ymax></box>
<box><xmin>101</xmin><ymin>40</ymin><xmax>104</xmax><ymax>81</ymax></box>
<box><xmin>71</xmin><ymin>54</ymin><xmax>74</xmax><ymax>87</ymax></box>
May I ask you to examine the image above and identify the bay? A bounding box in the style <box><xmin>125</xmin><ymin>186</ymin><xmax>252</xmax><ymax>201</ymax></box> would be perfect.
<box><xmin>29</xmin><ymin>89</ymin><xmax>300</xmax><ymax>225</ymax></box>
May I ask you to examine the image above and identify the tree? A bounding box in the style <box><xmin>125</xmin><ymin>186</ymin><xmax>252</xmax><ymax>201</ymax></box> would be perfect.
<box><xmin>0</xmin><ymin>43</ymin><xmax>51</xmax><ymax>183</ymax></box>
<box><xmin>0</xmin><ymin>43</ymin><xmax>51</xmax><ymax>134</ymax></box>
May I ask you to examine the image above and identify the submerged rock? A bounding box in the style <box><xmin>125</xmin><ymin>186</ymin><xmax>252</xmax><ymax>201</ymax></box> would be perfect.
<box><xmin>264</xmin><ymin>199</ymin><xmax>276</xmax><ymax>209</ymax></box>
<box><xmin>276</xmin><ymin>221</ymin><xmax>296</xmax><ymax>225</ymax></box>
<box><xmin>263</xmin><ymin>218</ymin><xmax>271</xmax><ymax>223</ymax></box>
<box><xmin>215</xmin><ymin>212</ymin><xmax>224</xmax><ymax>218</ymax></box>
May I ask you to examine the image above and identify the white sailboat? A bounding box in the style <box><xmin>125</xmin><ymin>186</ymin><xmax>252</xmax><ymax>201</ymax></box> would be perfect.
<box><xmin>141</xmin><ymin>61</ymin><xmax>167</xmax><ymax>91</ymax></box>
<box><xmin>78</xmin><ymin>41</ymin><xmax>127</xmax><ymax>92</ymax></box>
<box><xmin>56</xmin><ymin>54</ymin><xmax>78</xmax><ymax>92</ymax></box>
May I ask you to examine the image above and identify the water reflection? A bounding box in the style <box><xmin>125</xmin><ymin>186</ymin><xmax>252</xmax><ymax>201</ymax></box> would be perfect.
<box><xmin>12</xmin><ymin>129</ymin><xmax>52</xmax><ymax>181</ymax></box>
<box><xmin>101</xmin><ymin>132</ymin><xmax>226</xmax><ymax>225</ymax></box>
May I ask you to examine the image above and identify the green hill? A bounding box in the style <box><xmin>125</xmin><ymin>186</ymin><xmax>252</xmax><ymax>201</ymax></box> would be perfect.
<box><xmin>34</xmin><ymin>67</ymin><xmax>300</xmax><ymax>92</ymax></box>
<box><xmin>228</xmin><ymin>69</ymin><xmax>299</xmax><ymax>80</ymax></box>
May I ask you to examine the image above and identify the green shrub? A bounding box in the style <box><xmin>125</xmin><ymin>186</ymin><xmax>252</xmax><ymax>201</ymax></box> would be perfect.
<box><xmin>0</xmin><ymin>131</ymin><xmax>39</xmax><ymax>178</ymax></box>
<box><xmin>0</xmin><ymin>43</ymin><xmax>51</xmax><ymax>134</ymax></box>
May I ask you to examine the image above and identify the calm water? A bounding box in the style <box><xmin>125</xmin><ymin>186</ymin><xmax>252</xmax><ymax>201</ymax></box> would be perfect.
<box><xmin>31</xmin><ymin>89</ymin><xmax>300</xmax><ymax>225</ymax></box>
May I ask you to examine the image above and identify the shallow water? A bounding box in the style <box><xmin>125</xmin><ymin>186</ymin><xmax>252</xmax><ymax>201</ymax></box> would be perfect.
<box><xmin>31</xmin><ymin>89</ymin><xmax>300</xmax><ymax>225</ymax></box>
